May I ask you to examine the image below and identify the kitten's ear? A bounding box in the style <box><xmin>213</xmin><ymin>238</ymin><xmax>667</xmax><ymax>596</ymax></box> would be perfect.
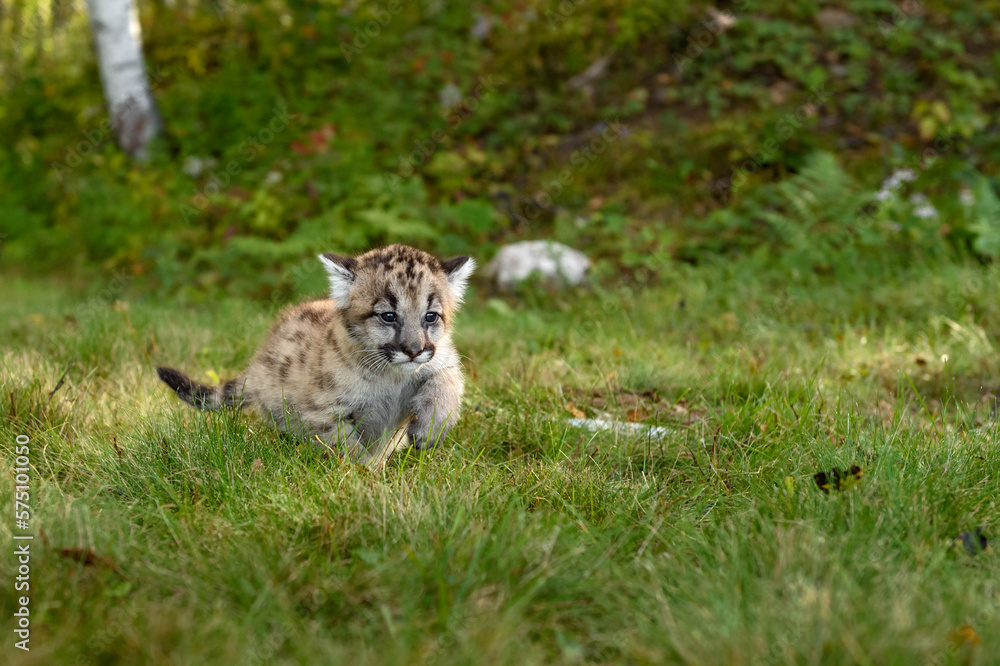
<box><xmin>319</xmin><ymin>253</ymin><xmax>357</xmax><ymax>306</ymax></box>
<box><xmin>440</xmin><ymin>256</ymin><xmax>476</xmax><ymax>304</ymax></box>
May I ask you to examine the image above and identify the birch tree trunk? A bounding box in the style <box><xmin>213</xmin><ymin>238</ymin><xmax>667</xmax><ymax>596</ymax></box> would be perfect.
<box><xmin>85</xmin><ymin>0</ymin><xmax>161</xmax><ymax>160</ymax></box>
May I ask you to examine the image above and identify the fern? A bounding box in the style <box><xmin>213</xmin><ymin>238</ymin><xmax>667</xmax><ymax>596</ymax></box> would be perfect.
<box><xmin>969</xmin><ymin>177</ymin><xmax>1000</xmax><ymax>259</ymax></box>
<box><xmin>750</xmin><ymin>152</ymin><xmax>870</xmax><ymax>274</ymax></box>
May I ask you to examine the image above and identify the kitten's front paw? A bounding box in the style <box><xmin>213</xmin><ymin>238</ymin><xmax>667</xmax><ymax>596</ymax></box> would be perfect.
<box><xmin>407</xmin><ymin>419</ymin><xmax>441</xmax><ymax>450</ymax></box>
<box><xmin>408</xmin><ymin>433</ymin><xmax>430</xmax><ymax>450</ymax></box>
<box><xmin>407</xmin><ymin>430</ymin><xmax>436</xmax><ymax>450</ymax></box>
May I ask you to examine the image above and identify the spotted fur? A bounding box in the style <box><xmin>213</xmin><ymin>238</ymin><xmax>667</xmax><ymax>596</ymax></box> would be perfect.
<box><xmin>157</xmin><ymin>244</ymin><xmax>475</xmax><ymax>467</ymax></box>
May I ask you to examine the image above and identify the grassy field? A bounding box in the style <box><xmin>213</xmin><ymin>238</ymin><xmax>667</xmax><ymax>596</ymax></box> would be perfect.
<box><xmin>2</xmin><ymin>257</ymin><xmax>1000</xmax><ymax>665</ymax></box>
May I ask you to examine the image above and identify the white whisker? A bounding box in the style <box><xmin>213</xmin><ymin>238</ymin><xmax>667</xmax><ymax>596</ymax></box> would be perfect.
<box><xmin>358</xmin><ymin>351</ymin><xmax>388</xmax><ymax>374</ymax></box>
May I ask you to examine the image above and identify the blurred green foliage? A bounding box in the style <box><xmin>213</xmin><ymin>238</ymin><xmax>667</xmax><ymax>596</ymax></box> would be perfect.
<box><xmin>2</xmin><ymin>0</ymin><xmax>1000</xmax><ymax>298</ymax></box>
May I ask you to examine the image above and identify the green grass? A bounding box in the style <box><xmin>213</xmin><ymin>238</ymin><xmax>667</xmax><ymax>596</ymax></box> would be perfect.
<box><xmin>2</xmin><ymin>259</ymin><xmax>1000</xmax><ymax>665</ymax></box>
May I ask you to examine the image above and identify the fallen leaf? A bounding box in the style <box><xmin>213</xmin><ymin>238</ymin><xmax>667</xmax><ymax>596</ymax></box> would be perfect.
<box><xmin>56</xmin><ymin>548</ymin><xmax>117</xmax><ymax>569</ymax></box>
<box><xmin>625</xmin><ymin>406</ymin><xmax>651</xmax><ymax>422</ymax></box>
<box><xmin>918</xmin><ymin>116</ymin><xmax>938</xmax><ymax>142</ymax></box>
<box><xmin>949</xmin><ymin>624</ymin><xmax>981</xmax><ymax>648</ymax></box>
<box><xmin>930</xmin><ymin>100</ymin><xmax>951</xmax><ymax>123</ymax></box>
<box><xmin>616</xmin><ymin>392</ymin><xmax>640</xmax><ymax>410</ymax></box>
<box><xmin>769</xmin><ymin>80</ymin><xmax>794</xmax><ymax>105</ymax></box>
<box><xmin>566</xmin><ymin>402</ymin><xmax>586</xmax><ymax>419</ymax></box>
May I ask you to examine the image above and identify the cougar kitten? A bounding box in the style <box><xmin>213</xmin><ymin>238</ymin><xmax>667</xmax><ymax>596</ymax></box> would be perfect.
<box><xmin>157</xmin><ymin>244</ymin><xmax>475</xmax><ymax>467</ymax></box>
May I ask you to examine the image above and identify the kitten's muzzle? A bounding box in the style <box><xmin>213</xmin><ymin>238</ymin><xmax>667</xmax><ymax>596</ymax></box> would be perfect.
<box><xmin>389</xmin><ymin>344</ymin><xmax>435</xmax><ymax>365</ymax></box>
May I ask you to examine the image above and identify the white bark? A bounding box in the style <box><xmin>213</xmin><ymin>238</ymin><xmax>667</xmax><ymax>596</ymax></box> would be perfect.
<box><xmin>85</xmin><ymin>0</ymin><xmax>160</xmax><ymax>159</ymax></box>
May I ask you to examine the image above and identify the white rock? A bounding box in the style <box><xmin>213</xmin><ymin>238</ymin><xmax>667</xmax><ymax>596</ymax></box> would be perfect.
<box><xmin>486</xmin><ymin>240</ymin><xmax>590</xmax><ymax>289</ymax></box>
<box><xmin>566</xmin><ymin>418</ymin><xmax>672</xmax><ymax>441</ymax></box>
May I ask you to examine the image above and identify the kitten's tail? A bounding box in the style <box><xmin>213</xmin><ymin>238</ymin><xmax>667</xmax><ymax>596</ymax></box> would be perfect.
<box><xmin>156</xmin><ymin>367</ymin><xmax>246</xmax><ymax>411</ymax></box>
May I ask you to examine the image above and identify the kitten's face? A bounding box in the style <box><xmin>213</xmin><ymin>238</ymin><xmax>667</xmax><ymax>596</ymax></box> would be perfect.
<box><xmin>320</xmin><ymin>245</ymin><xmax>474</xmax><ymax>373</ymax></box>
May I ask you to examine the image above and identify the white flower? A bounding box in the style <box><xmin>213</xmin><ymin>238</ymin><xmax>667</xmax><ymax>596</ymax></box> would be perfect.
<box><xmin>183</xmin><ymin>156</ymin><xmax>205</xmax><ymax>178</ymax></box>
<box><xmin>879</xmin><ymin>168</ymin><xmax>918</xmax><ymax>196</ymax></box>
<box><xmin>960</xmin><ymin>187</ymin><xmax>975</xmax><ymax>207</ymax></box>
<box><xmin>910</xmin><ymin>194</ymin><xmax>939</xmax><ymax>219</ymax></box>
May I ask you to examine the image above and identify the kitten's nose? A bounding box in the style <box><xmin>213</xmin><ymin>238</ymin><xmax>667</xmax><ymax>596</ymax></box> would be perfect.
<box><xmin>401</xmin><ymin>345</ymin><xmax>422</xmax><ymax>360</ymax></box>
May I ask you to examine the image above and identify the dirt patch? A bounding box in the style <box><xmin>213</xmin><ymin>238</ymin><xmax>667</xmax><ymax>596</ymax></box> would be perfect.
<box><xmin>566</xmin><ymin>387</ymin><xmax>705</xmax><ymax>425</ymax></box>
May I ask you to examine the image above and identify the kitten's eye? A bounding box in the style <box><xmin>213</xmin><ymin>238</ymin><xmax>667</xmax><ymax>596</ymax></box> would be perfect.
<box><xmin>424</xmin><ymin>312</ymin><xmax>439</xmax><ymax>324</ymax></box>
<box><xmin>380</xmin><ymin>312</ymin><xmax>397</xmax><ymax>323</ymax></box>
